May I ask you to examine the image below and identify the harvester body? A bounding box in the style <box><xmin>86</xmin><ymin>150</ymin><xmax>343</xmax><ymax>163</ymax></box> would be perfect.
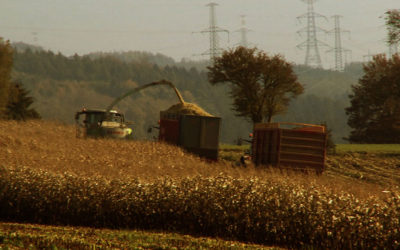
<box><xmin>75</xmin><ymin>109</ymin><xmax>132</xmax><ymax>139</ymax></box>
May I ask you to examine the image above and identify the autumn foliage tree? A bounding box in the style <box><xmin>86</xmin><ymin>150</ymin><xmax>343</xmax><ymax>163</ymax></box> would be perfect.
<box><xmin>6</xmin><ymin>82</ymin><xmax>41</xmax><ymax>120</ymax></box>
<box><xmin>0</xmin><ymin>38</ymin><xmax>13</xmax><ymax>118</ymax></box>
<box><xmin>385</xmin><ymin>9</ymin><xmax>400</xmax><ymax>45</ymax></box>
<box><xmin>208</xmin><ymin>47</ymin><xmax>303</xmax><ymax>125</ymax></box>
<box><xmin>346</xmin><ymin>54</ymin><xmax>400</xmax><ymax>143</ymax></box>
<box><xmin>0</xmin><ymin>38</ymin><xmax>40</xmax><ymax>120</ymax></box>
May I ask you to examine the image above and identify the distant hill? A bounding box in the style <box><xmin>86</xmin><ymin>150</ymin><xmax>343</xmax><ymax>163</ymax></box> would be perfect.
<box><xmin>88</xmin><ymin>51</ymin><xmax>209</xmax><ymax>71</ymax></box>
<box><xmin>11</xmin><ymin>45</ymin><xmax>363</xmax><ymax>142</ymax></box>
<box><xmin>87</xmin><ymin>51</ymin><xmax>176</xmax><ymax>67</ymax></box>
<box><xmin>12</xmin><ymin>42</ymin><xmax>44</xmax><ymax>53</ymax></box>
<box><xmin>294</xmin><ymin>63</ymin><xmax>363</xmax><ymax>98</ymax></box>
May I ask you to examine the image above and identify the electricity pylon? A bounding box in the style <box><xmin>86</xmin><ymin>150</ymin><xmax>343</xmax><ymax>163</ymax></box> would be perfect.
<box><xmin>32</xmin><ymin>32</ymin><xmax>38</xmax><ymax>43</ymax></box>
<box><xmin>194</xmin><ymin>2</ymin><xmax>229</xmax><ymax>63</ymax></box>
<box><xmin>297</xmin><ymin>0</ymin><xmax>328</xmax><ymax>68</ymax></box>
<box><xmin>236</xmin><ymin>15</ymin><xmax>250</xmax><ymax>47</ymax></box>
<box><xmin>327</xmin><ymin>15</ymin><xmax>351</xmax><ymax>72</ymax></box>
<box><xmin>389</xmin><ymin>42</ymin><xmax>399</xmax><ymax>57</ymax></box>
<box><xmin>363</xmin><ymin>51</ymin><xmax>376</xmax><ymax>62</ymax></box>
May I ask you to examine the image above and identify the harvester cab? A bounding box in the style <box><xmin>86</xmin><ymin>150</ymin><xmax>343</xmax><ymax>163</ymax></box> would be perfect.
<box><xmin>75</xmin><ymin>108</ymin><xmax>132</xmax><ymax>139</ymax></box>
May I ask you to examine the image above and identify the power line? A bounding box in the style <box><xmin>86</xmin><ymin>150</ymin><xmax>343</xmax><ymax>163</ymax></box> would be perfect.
<box><xmin>194</xmin><ymin>2</ymin><xmax>229</xmax><ymax>63</ymax></box>
<box><xmin>296</xmin><ymin>0</ymin><xmax>328</xmax><ymax>68</ymax></box>
<box><xmin>327</xmin><ymin>15</ymin><xmax>351</xmax><ymax>72</ymax></box>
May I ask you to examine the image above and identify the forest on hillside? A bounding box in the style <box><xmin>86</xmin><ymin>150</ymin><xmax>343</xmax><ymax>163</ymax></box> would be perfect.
<box><xmin>11</xmin><ymin>44</ymin><xmax>363</xmax><ymax>143</ymax></box>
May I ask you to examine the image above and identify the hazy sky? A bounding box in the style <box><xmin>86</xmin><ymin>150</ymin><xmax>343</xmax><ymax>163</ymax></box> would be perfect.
<box><xmin>1</xmin><ymin>0</ymin><xmax>398</xmax><ymax>68</ymax></box>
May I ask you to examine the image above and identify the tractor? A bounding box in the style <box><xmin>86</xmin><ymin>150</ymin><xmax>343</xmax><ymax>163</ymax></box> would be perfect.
<box><xmin>75</xmin><ymin>108</ymin><xmax>132</xmax><ymax>139</ymax></box>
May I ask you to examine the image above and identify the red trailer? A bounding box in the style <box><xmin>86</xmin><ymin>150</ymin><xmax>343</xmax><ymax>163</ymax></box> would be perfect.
<box><xmin>159</xmin><ymin>111</ymin><xmax>221</xmax><ymax>160</ymax></box>
<box><xmin>252</xmin><ymin>122</ymin><xmax>327</xmax><ymax>173</ymax></box>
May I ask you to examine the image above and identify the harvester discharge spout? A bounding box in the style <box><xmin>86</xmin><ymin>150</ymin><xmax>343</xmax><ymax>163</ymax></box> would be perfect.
<box><xmin>105</xmin><ymin>80</ymin><xmax>185</xmax><ymax>115</ymax></box>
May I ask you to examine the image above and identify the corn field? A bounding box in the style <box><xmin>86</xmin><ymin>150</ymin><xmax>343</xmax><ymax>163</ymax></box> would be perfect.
<box><xmin>1</xmin><ymin>121</ymin><xmax>400</xmax><ymax>248</ymax></box>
